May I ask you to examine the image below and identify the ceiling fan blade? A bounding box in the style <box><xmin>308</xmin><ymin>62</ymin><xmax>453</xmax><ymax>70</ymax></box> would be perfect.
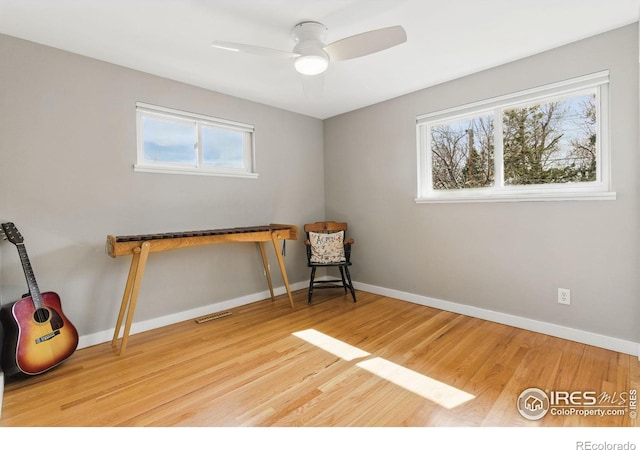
<box><xmin>212</xmin><ymin>41</ymin><xmax>296</xmax><ymax>58</ymax></box>
<box><xmin>324</xmin><ymin>25</ymin><xmax>406</xmax><ymax>61</ymax></box>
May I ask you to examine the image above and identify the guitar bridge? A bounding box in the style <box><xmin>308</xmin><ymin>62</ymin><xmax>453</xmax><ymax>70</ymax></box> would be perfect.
<box><xmin>35</xmin><ymin>329</ymin><xmax>61</xmax><ymax>344</ymax></box>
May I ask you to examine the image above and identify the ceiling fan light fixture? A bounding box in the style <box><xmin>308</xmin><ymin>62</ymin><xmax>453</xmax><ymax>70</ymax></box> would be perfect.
<box><xmin>292</xmin><ymin>22</ymin><xmax>329</xmax><ymax>76</ymax></box>
<box><xmin>294</xmin><ymin>53</ymin><xmax>328</xmax><ymax>75</ymax></box>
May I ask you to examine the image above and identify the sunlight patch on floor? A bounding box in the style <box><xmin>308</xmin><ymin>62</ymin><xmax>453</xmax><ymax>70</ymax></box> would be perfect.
<box><xmin>293</xmin><ymin>329</ymin><xmax>475</xmax><ymax>409</ymax></box>
<box><xmin>357</xmin><ymin>357</ymin><xmax>475</xmax><ymax>409</ymax></box>
<box><xmin>292</xmin><ymin>329</ymin><xmax>370</xmax><ymax>361</ymax></box>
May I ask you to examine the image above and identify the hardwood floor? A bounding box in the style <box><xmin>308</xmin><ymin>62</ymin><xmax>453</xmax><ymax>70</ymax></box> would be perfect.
<box><xmin>1</xmin><ymin>289</ymin><xmax>638</xmax><ymax>427</ymax></box>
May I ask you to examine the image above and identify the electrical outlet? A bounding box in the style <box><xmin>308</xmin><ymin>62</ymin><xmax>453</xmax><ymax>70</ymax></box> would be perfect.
<box><xmin>558</xmin><ymin>288</ymin><xmax>571</xmax><ymax>305</ymax></box>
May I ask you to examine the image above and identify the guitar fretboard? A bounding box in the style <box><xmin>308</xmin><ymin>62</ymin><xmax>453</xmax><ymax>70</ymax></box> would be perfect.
<box><xmin>16</xmin><ymin>243</ymin><xmax>44</xmax><ymax>308</ymax></box>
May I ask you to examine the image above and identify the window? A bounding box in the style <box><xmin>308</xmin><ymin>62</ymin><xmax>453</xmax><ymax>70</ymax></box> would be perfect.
<box><xmin>416</xmin><ymin>71</ymin><xmax>613</xmax><ymax>203</ymax></box>
<box><xmin>135</xmin><ymin>102</ymin><xmax>257</xmax><ymax>178</ymax></box>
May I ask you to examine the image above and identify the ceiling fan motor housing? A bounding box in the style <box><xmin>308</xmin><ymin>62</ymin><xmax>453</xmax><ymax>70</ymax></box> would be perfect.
<box><xmin>292</xmin><ymin>21</ymin><xmax>329</xmax><ymax>75</ymax></box>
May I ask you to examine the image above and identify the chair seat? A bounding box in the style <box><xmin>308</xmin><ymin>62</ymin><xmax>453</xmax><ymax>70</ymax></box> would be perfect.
<box><xmin>307</xmin><ymin>261</ymin><xmax>352</xmax><ymax>267</ymax></box>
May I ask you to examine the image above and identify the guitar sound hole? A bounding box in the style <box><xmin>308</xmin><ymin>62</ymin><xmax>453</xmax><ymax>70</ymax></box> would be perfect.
<box><xmin>33</xmin><ymin>308</ymin><xmax>50</xmax><ymax>323</ymax></box>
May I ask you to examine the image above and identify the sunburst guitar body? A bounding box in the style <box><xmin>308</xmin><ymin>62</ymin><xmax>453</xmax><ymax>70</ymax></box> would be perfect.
<box><xmin>0</xmin><ymin>222</ymin><xmax>78</xmax><ymax>376</ymax></box>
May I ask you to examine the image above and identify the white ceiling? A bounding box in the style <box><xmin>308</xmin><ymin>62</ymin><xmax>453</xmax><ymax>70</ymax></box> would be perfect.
<box><xmin>0</xmin><ymin>0</ymin><xmax>638</xmax><ymax>119</ymax></box>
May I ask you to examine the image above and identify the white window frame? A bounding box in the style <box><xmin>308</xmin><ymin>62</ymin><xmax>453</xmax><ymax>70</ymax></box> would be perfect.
<box><xmin>134</xmin><ymin>102</ymin><xmax>257</xmax><ymax>178</ymax></box>
<box><xmin>416</xmin><ymin>71</ymin><xmax>614</xmax><ymax>203</ymax></box>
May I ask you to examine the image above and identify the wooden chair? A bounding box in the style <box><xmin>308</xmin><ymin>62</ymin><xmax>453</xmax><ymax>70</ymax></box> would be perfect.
<box><xmin>304</xmin><ymin>221</ymin><xmax>356</xmax><ymax>304</ymax></box>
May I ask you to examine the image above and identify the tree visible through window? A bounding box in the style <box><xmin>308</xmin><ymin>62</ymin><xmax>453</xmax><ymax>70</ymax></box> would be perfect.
<box><xmin>431</xmin><ymin>114</ymin><xmax>494</xmax><ymax>190</ymax></box>
<box><xmin>417</xmin><ymin>72</ymin><xmax>611</xmax><ymax>202</ymax></box>
<box><xmin>502</xmin><ymin>94</ymin><xmax>596</xmax><ymax>186</ymax></box>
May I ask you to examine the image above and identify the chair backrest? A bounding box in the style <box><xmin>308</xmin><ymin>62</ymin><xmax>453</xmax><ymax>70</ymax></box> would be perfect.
<box><xmin>304</xmin><ymin>222</ymin><xmax>352</xmax><ymax>265</ymax></box>
<box><xmin>304</xmin><ymin>221</ymin><xmax>347</xmax><ymax>234</ymax></box>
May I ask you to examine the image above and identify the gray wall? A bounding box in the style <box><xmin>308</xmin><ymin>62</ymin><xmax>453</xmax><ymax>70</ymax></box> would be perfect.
<box><xmin>0</xmin><ymin>34</ymin><xmax>324</xmax><ymax>341</ymax></box>
<box><xmin>324</xmin><ymin>24</ymin><xmax>639</xmax><ymax>344</ymax></box>
<box><xmin>1</xmin><ymin>24</ymin><xmax>638</xmax><ymax>351</ymax></box>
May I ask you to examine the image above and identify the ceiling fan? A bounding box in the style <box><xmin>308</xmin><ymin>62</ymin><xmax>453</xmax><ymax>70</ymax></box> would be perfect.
<box><xmin>212</xmin><ymin>21</ymin><xmax>407</xmax><ymax>76</ymax></box>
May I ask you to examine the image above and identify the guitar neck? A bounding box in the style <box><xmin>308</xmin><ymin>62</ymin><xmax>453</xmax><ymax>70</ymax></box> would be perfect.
<box><xmin>15</xmin><ymin>243</ymin><xmax>44</xmax><ymax>308</ymax></box>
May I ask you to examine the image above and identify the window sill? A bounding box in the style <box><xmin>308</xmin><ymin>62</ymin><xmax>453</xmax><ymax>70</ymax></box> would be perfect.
<box><xmin>415</xmin><ymin>190</ymin><xmax>616</xmax><ymax>204</ymax></box>
<box><xmin>134</xmin><ymin>165</ymin><xmax>259</xmax><ymax>179</ymax></box>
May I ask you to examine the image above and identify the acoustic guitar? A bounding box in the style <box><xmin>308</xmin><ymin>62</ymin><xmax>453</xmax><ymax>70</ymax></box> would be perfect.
<box><xmin>0</xmin><ymin>222</ymin><xmax>78</xmax><ymax>376</ymax></box>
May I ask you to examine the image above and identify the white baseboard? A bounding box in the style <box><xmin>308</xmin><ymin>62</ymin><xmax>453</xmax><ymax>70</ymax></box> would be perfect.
<box><xmin>77</xmin><ymin>278</ymin><xmax>639</xmax><ymax>359</ymax></box>
<box><xmin>354</xmin><ymin>281</ymin><xmax>640</xmax><ymax>358</ymax></box>
<box><xmin>77</xmin><ymin>281</ymin><xmax>309</xmax><ymax>349</ymax></box>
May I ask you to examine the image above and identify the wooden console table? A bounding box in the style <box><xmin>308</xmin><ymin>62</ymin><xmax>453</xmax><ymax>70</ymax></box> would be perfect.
<box><xmin>106</xmin><ymin>224</ymin><xmax>298</xmax><ymax>355</ymax></box>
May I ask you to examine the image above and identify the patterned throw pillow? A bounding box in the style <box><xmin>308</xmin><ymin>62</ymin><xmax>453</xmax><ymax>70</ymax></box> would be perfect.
<box><xmin>309</xmin><ymin>231</ymin><xmax>346</xmax><ymax>264</ymax></box>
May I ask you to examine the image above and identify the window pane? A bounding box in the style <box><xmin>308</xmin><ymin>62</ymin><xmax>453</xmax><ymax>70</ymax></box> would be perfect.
<box><xmin>431</xmin><ymin>114</ymin><xmax>494</xmax><ymax>190</ymax></box>
<box><xmin>142</xmin><ymin>116</ymin><xmax>196</xmax><ymax>165</ymax></box>
<box><xmin>503</xmin><ymin>93</ymin><xmax>596</xmax><ymax>186</ymax></box>
<box><xmin>201</xmin><ymin>126</ymin><xmax>246</xmax><ymax>169</ymax></box>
